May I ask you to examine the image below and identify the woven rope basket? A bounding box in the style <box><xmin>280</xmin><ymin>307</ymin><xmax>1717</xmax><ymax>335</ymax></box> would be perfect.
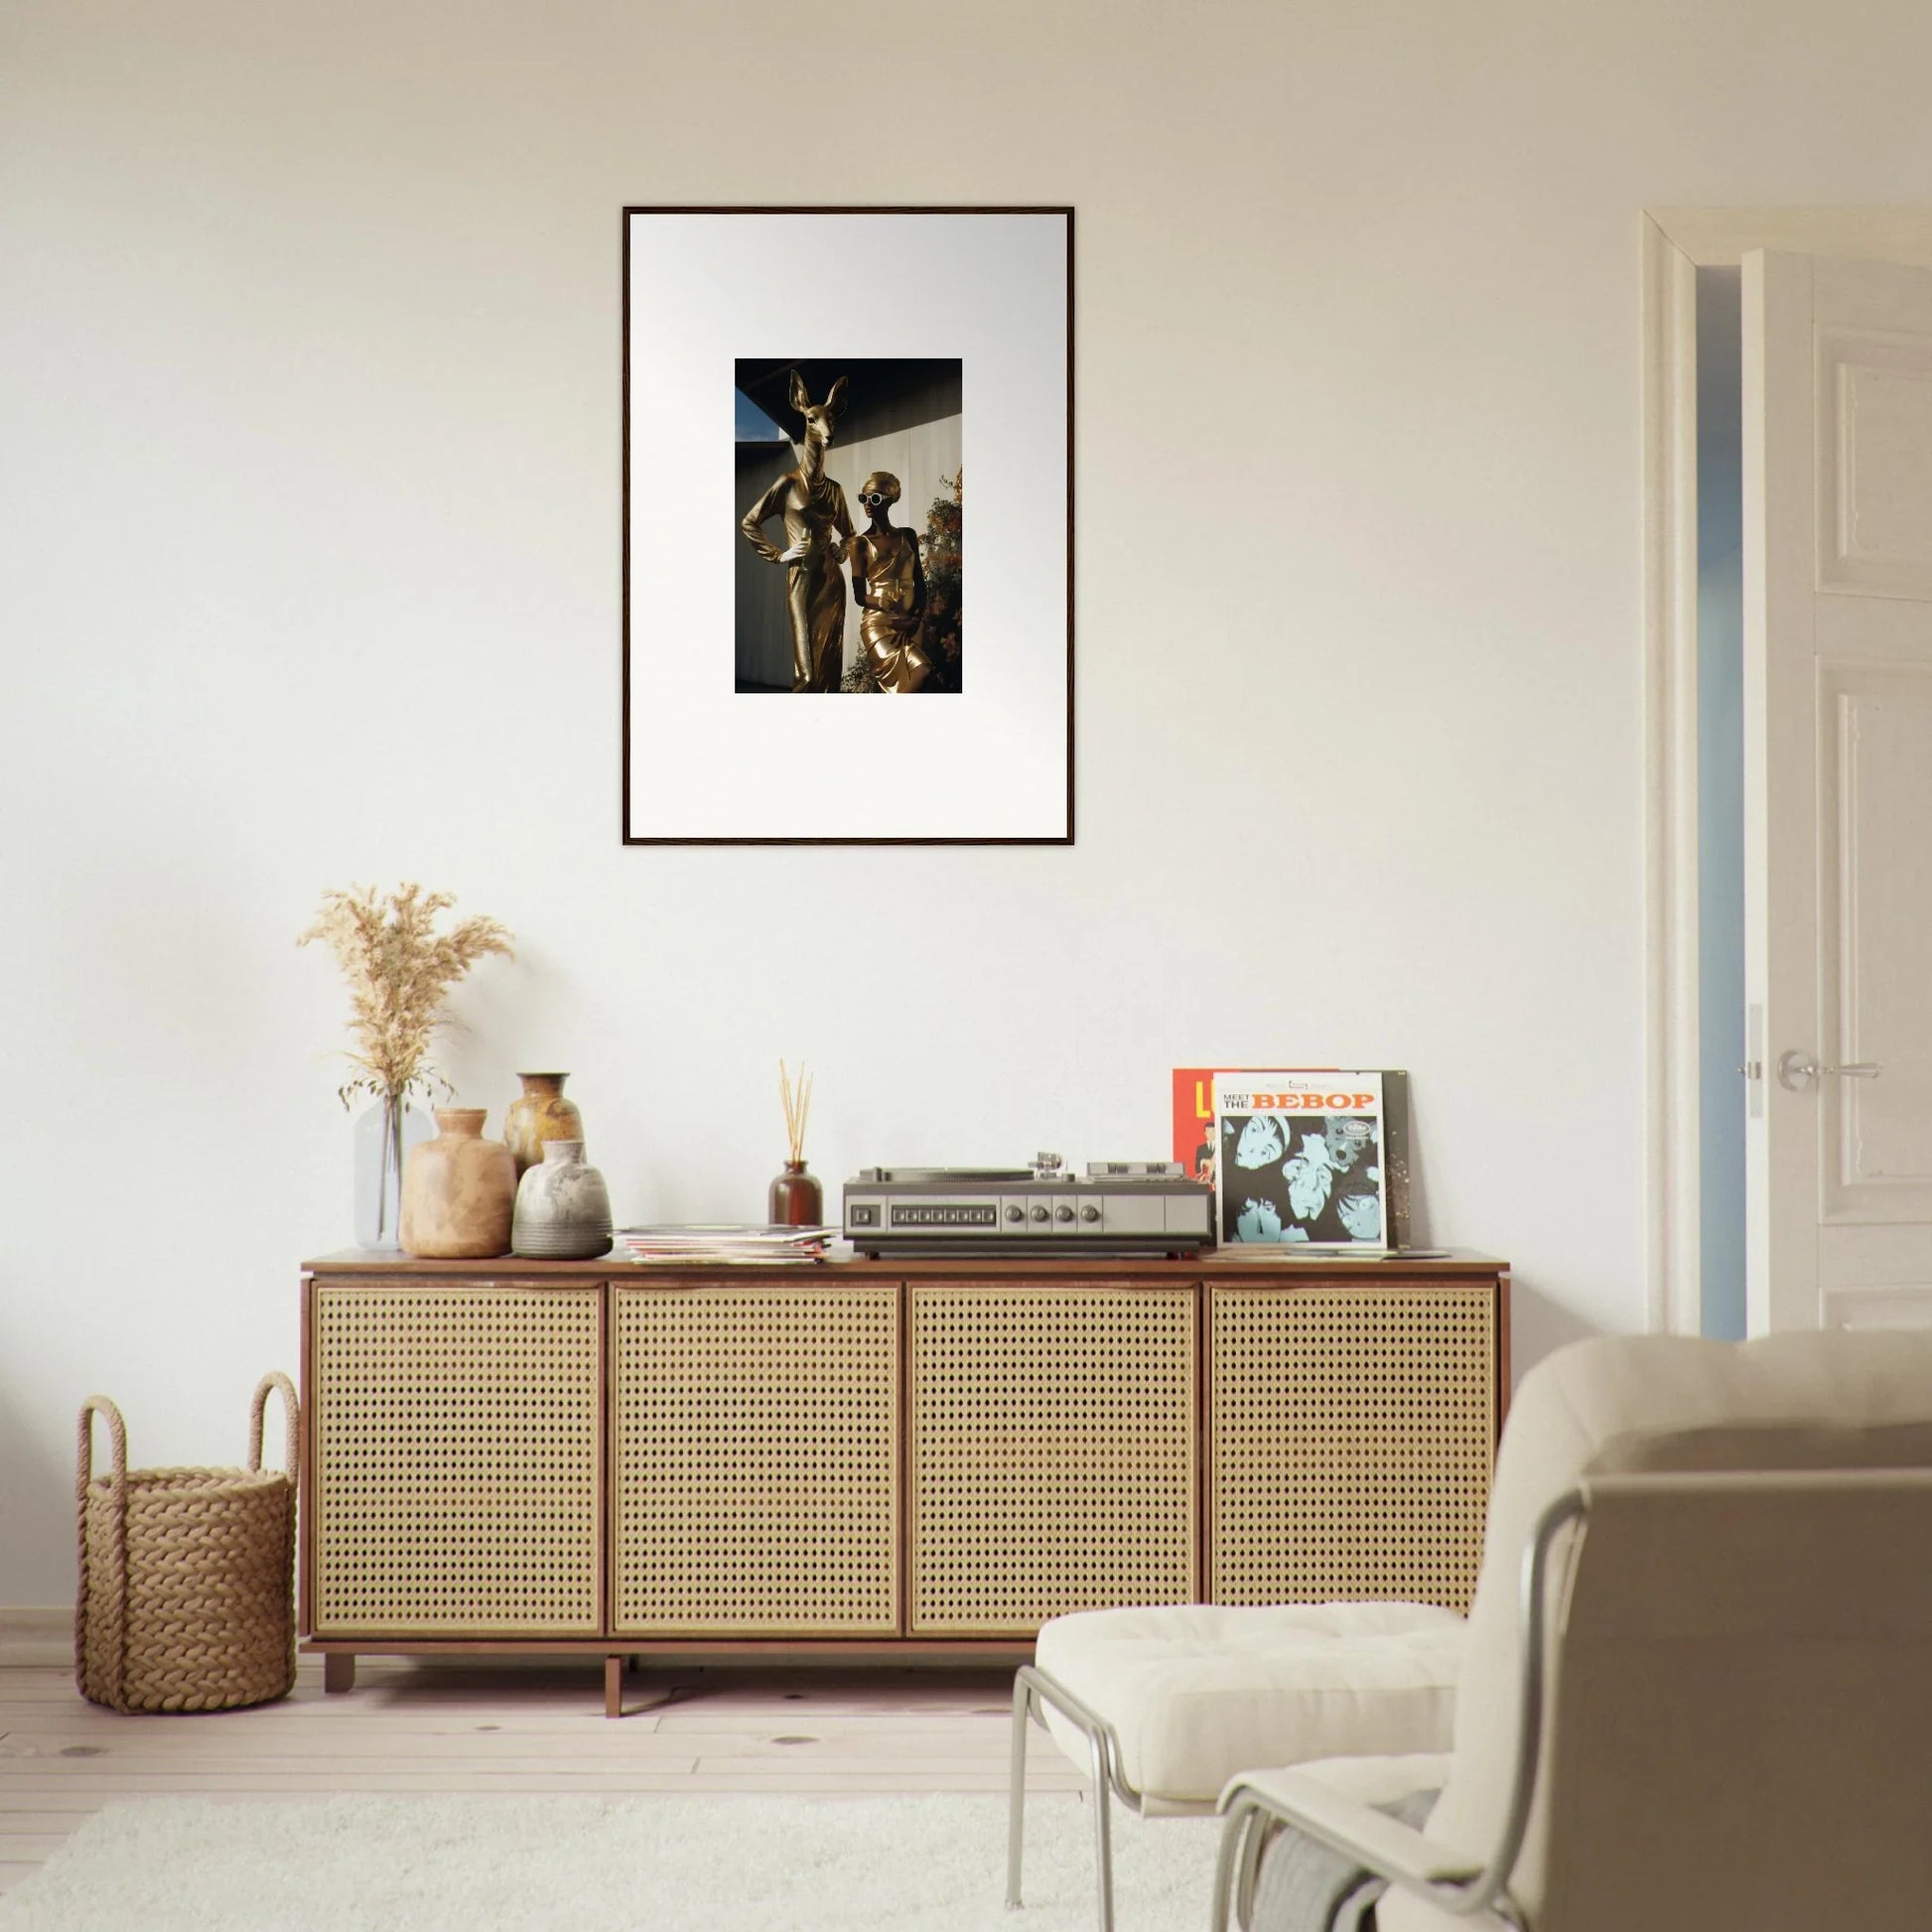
<box><xmin>75</xmin><ymin>1373</ymin><xmax>299</xmax><ymax>1714</ymax></box>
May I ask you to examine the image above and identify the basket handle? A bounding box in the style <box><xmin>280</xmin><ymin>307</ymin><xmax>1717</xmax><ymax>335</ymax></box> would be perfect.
<box><xmin>76</xmin><ymin>1395</ymin><xmax>128</xmax><ymax>1505</ymax></box>
<box><xmin>248</xmin><ymin>1371</ymin><xmax>300</xmax><ymax>1481</ymax></box>
<box><xmin>74</xmin><ymin>1396</ymin><xmax>131</xmax><ymax>1708</ymax></box>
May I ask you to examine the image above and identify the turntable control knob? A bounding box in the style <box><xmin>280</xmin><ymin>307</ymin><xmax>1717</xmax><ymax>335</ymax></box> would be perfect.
<box><xmin>1005</xmin><ymin>1204</ymin><xmax>1025</xmax><ymax>1223</ymax></box>
<box><xmin>1080</xmin><ymin>1204</ymin><xmax>1101</xmax><ymax>1223</ymax></box>
<box><xmin>1054</xmin><ymin>1204</ymin><xmax>1075</xmax><ymax>1223</ymax></box>
<box><xmin>1030</xmin><ymin>1204</ymin><xmax>1050</xmax><ymax>1224</ymax></box>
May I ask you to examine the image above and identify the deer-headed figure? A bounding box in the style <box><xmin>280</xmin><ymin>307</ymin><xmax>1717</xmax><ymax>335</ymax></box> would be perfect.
<box><xmin>741</xmin><ymin>371</ymin><xmax>854</xmax><ymax>692</ymax></box>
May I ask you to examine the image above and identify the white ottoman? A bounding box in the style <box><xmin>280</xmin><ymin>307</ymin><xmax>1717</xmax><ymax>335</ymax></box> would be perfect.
<box><xmin>1007</xmin><ymin>1602</ymin><xmax>1465</xmax><ymax>1932</ymax></box>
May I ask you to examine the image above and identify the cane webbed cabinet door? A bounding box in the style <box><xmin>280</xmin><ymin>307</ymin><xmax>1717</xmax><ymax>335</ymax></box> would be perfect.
<box><xmin>611</xmin><ymin>1280</ymin><xmax>900</xmax><ymax>1635</ymax></box>
<box><xmin>1208</xmin><ymin>1282</ymin><xmax>1495</xmax><ymax>1612</ymax></box>
<box><xmin>907</xmin><ymin>1281</ymin><xmax>1197</xmax><ymax>1634</ymax></box>
<box><xmin>310</xmin><ymin>1281</ymin><xmax>603</xmax><ymax>1635</ymax></box>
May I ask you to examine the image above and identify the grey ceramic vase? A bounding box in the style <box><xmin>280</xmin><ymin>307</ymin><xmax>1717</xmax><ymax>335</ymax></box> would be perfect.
<box><xmin>511</xmin><ymin>1140</ymin><xmax>614</xmax><ymax>1260</ymax></box>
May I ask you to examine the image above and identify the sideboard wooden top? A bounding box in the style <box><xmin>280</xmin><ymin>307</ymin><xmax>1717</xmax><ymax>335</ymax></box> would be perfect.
<box><xmin>305</xmin><ymin>1247</ymin><xmax>1507</xmax><ymax>1280</ymax></box>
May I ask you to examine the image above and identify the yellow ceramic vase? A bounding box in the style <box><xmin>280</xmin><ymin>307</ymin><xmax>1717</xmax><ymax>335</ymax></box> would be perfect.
<box><xmin>503</xmin><ymin>1072</ymin><xmax>585</xmax><ymax>1177</ymax></box>
<box><xmin>399</xmin><ymin>1109</ymin><xmax>516</xmax><ymax>1258</ymax></box>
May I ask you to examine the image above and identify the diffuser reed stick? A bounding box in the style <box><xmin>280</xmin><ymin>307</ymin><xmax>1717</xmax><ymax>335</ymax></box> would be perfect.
<box><xmin>778</xmin><ymin>1059</ymin><xmax>813</xmax><ymax>1164</ymax></box>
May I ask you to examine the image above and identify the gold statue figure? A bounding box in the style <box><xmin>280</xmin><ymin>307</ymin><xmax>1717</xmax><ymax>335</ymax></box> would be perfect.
<box><xmin>740</xmin><ymin>372</ymin><xmax>854</xmax><ymax>693</ymax></box>
<box><xmin>849</xmin><ymin>471</ymin><xmax>932</xmax><ymax>694</ymax></box>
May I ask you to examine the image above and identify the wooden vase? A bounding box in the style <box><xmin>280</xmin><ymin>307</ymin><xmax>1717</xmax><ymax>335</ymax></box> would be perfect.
<box><xmin>400</xmin><ymin>1109</ymin><xmax>516</xmax><ymax>1258</ymax></box>
<box><xmin>503</xmin><ymin>1072</ymin><xmax>586</xmax><ymax>1177</ymax></box>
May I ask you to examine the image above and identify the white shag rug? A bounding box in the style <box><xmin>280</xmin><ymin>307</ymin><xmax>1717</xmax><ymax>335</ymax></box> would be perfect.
<box><xmin>0</xmin><ymin>1794</ymin><xmax>1222</xmax><ymax>1931</ymax></box>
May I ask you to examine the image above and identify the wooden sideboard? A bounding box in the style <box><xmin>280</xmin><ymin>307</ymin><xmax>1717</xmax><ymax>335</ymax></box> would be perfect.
<box><xmin>299</xmin><ymin>1251</ymin><xmax>1509</xmax><ymax>1715</ymax></box>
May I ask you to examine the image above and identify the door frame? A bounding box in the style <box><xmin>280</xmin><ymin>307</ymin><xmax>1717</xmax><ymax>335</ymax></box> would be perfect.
<box><xmin>1640</xmin><ymin>209</ymin><xmax>1932</xmax><ymax>1335</ymax></box>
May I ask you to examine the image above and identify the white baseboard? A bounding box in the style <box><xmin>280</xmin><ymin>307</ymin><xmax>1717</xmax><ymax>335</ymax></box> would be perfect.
<box><xmin>0</xmin><ymin>1606</ymin><xmax>72</xmax><ymax>1668</ymax></box>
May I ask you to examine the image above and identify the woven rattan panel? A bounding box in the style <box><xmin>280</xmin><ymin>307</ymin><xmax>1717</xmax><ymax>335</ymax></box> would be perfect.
<box><xmin>1209</xmin><ymin>1285</ymin><xmax>1495</xmax><ymax>1612</ymax></box>
<box><xmin>313</xmin><ymin>1285</ymin><xmax>601</xmax><ymax>1635</ymax></box>
<box><xmin>612</xmin><ymin>1283</ymin><xmax>899</xmax><ymax>1635</ymax></box>
<box><xmin>909</xmin><ymin>1284</ymin><xmax>1196</xmax><ymax>1635</ymax></box>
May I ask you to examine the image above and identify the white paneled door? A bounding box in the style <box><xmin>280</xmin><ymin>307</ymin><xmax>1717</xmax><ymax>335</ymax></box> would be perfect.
<box><xmin>1745</xmin><ymin>250</ymin><xmax>1932</xmax><ymax>1331</ymax></box>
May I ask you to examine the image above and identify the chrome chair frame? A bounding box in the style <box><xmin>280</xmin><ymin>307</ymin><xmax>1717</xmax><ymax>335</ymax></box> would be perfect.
<box><xmin>1007</xmin><ymin>1662</ymin><xmax>1166</xmax><ymax>1932</ymax></box>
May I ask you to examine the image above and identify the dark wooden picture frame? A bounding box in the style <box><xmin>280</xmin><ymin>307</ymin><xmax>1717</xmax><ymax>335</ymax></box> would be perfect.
<box><xmin>621</xmin><ymin>206</ymin><xmax>1074</xmax><ymax>846</ymax></box>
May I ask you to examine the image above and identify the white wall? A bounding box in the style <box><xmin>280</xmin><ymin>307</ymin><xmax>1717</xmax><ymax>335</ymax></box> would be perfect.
<box><xmin>5</xmin><ymin>0</ymin><xmax>1929</xmax><ymax>1603</ymax></box>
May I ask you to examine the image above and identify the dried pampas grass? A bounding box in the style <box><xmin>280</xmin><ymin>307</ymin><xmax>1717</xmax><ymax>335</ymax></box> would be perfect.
<box><xmin>299</xmin><ymin>883</ymin><xmax>514</xmax><ymax>1108</ymax></box>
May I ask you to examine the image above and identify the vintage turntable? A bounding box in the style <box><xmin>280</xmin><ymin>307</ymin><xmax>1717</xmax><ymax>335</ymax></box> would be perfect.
<box><xmin>843</xmin><ymin>1154</ymin><xmax>1212</xmax><ymax>1258</ymax></box>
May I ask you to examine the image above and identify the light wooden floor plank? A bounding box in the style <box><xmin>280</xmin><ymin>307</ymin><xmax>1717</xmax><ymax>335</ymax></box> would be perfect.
<box><xmin>0</xmin><ymin>1771</ymin><xmax>1060</xmax><ymax>1797</ymax></box>
<box><xmin>1</xmin><ymin>1737</ymin><xmax>706</xmax><ymax>1765</ymax></box>
<box><xmin>0</xmin><ymin>1730</ymin><xmax>1024</xmax><ymax>1765</ymax></box>
<box><xmin>0</xmin><ymin>1838</ymin><xmax>66</xmax><ymax>1862</ymax></box>
<box><xmin>0</xmin><ymin>1664</ymin><xmax>1021</xmax><ymax>1710</ymax></box>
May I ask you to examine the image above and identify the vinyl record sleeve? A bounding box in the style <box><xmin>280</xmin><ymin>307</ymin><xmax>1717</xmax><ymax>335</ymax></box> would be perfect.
<box><xmin>1174</xmin><ymin>1067</ymin><xmax>1412</xmax><ymax>1249</ymax></box>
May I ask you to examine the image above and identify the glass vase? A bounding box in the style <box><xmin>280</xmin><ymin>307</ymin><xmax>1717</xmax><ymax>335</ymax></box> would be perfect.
<box><xmin>352</xmin><ymin>1095</ymin><xmax>433</xmax><ymax>1250</ymax></box>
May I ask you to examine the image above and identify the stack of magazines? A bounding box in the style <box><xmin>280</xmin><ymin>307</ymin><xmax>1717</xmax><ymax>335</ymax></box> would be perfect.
<box><xmin>615</xmin><ymin>1224</ymin><xmax>838</xmax><ymax>1265</ymax></box>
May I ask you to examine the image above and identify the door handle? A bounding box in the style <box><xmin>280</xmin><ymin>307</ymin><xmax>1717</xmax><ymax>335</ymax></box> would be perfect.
<box><xmin>1777</xmin><ymin>1050</ymin><xmax>1882</xmax><ymax>1090</ymax></box>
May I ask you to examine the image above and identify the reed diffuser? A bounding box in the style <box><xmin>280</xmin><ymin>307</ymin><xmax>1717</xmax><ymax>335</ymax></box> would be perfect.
<box><xmin>769</xmin><ymin>1059</ymin><xmax>823</xmax><ymax>1227</ymax></box>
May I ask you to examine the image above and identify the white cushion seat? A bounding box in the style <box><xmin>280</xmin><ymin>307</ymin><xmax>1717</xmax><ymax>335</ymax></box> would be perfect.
<box><xmin>1032</xmin><ymin>1600</ymin><xmax>1466</xmax><ymax>1813</ymax></box>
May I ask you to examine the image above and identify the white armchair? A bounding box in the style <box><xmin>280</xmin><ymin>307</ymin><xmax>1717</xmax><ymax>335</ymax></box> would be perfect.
<box><xmin>1214</xmin><ymin>1329</ymin><xmax>1932</xmax><ymax>1932</ymax></box>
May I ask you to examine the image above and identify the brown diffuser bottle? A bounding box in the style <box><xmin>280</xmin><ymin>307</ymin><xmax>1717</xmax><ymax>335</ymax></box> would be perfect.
<box><xmin>769</xmin><ymin>1060</ymin><xmax>823</xmax><ymax>1226</ymax></box>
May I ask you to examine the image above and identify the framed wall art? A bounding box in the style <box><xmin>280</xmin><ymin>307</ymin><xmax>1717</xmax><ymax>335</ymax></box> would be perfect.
<box><xmin>621</xmin><ymin>206</ymin><xmax>1073</xmax><ymax>845</ymax></box>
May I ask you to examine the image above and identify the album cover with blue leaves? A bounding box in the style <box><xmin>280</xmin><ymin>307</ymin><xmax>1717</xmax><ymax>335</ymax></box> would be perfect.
<box><xmin>1211</xmin><ymin>1070</ymin><xmax>1412</xmax><ymax>1249</ymax></box>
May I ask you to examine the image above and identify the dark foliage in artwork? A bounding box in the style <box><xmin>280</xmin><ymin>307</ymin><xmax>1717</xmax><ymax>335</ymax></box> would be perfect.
<box><xmin>919</xmin><ymin>470</ymin><xmax>962</xmax><ymax>692</ymax></box>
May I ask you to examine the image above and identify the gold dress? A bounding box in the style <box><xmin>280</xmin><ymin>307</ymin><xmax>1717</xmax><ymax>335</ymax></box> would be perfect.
<box><xmin>853</xmin><ymin>528</ymin><xmax>932</xmax><ymax>694</ymax></box>
<box><xmin>741</xmin><ymin>470</ymin><xmax>853</xmax><ymax>692</ymax></box>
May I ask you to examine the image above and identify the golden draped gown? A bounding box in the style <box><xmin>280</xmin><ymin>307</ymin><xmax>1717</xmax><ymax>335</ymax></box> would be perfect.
<box><xmin>853</xmin><ymin>528</ymin><xmax>932</xmax><ymax>694</ymax></box>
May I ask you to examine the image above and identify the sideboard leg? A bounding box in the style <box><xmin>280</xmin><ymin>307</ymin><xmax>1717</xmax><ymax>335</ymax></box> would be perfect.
<box><xmin>605</xmin><ymin>1654</ymin><xmax>622</xmax><ymax>1719</ymax></box>
<box><xmin>323</xmin><ymin>1653</ymin><xmax>356</xmax><ymax>1695</ymax></box>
